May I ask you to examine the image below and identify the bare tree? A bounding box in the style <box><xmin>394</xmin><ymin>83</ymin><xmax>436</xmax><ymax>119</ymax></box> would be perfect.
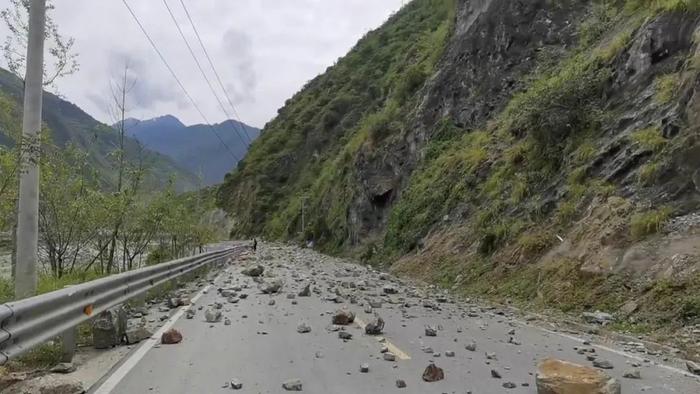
<box><xmin>1</xmin><ymin>0</ymin><xmax>79</xmax><ymax>89</ymax></box>
<box><xmin>102</xmin><ymin>63</ymin><xmax>137</xmax><ymax>274</ymax></box>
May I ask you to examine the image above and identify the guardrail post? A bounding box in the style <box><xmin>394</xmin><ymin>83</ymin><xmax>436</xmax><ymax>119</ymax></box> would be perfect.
<box><xmin>60</xmin><ymin>327</ymin><xmax>76</xmax><ymax>363</ymax></box>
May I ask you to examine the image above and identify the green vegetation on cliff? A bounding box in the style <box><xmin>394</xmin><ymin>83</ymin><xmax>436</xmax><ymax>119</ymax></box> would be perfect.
<box><xmin>218</xmin><ymin>0</ymin><xmax>700</xmax><ymax>351</ymax></box>
<box><xmin>218</xmin><ymin>0</ymin><xmax>456</xmax><ymax>249</ymax></box>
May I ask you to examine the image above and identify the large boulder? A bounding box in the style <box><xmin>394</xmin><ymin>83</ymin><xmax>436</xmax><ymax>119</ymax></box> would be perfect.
<box><xmin>205</xmin><ymin>307</ymin><xmax>222</xmax><ymax>323</ymax></box>
<box><xmin>260</xmin><ymin>279</ymin><xmax>283</xmax><ymax>294</ymax></box>
<box><xmin>161</xmin><ymin>328</ymin><xmax>183</xmax><ymax>344</ymax></box>
<box><xmin>332</xmin><ymin>309</ymin><xmax>355</xmax><ymax>325</ymax></box>
<box><xmin>124</xmin><ymin>326</ymin><xmax>152</xmax><ymax>344</ymax></box>
<box><xmin>5</xmin><ymin>374</ymin><xmax>85</xmax><ymax>394</ymax></box>
<box><xmin>536</xmin><ymin>358</ymin><xmax>621</xmax><ymax>394</ymax></box>
<box><xmin>92</xmin><ymin>311</ymin><xmax>117</xmax><ymax>349</ymax></box>
<box><xmin>241</xmin><ymin>265</ymin><xmax>264</xmax><ymax>277</ymax></box>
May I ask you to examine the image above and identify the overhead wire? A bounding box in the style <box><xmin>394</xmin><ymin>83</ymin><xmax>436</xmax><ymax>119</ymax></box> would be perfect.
<box><xmin>161</xmin><ymin>0</ymin><xmax>251</xmax><ymax>148</ymax></box>
<box><xmin>121</xmin><ymin>0</ymin><xmax>241</xmax><ymax>162</ymax></box>
<box><xmin>177</xmin><ymin>0</ymin><xmax>255</xmax><ymax>143</ymax></box>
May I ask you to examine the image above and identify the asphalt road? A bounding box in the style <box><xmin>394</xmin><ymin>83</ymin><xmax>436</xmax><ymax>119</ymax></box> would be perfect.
<box><xmin>92</xmin><ymin>244</ymin><xmax>700</xmax><ymax>393</ymax></box>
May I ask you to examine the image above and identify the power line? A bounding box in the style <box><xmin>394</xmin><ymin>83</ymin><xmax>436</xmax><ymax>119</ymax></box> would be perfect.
<box><xmin>121</xmin><ymin>0</ymin><xmax>241</xmax><ymax>162</ymax></box>
<box><xmin>161</xmin><ymin>0</ymin><xmax>251</xmax><ymax>148</ymax></box>
<box><xmin>177</xmin><ymin>0</ymin><xmax>255</xmax><ymax>143</ymax></box>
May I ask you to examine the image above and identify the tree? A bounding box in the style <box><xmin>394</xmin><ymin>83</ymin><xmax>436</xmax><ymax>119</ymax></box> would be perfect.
<box><xmin>102</xmin><ymin>63</ymin><xmax>139</xmax><ymax>274</ymax></box>
<box><xmin>1</xmin><ymin>0</ymin><xmax>78</xmax><ymax>89</ymax></box>
<box><xmin>38</xmin><ymin>146</ymin><xmax>101</xmax><ymax>277</ymax></box>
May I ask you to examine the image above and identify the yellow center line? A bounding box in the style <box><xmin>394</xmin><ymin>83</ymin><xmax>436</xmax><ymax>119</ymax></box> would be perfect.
<box><xmin>354</xmin><ymin>317</ymin><xmax>411</xmax><ymax>360</ymax></box>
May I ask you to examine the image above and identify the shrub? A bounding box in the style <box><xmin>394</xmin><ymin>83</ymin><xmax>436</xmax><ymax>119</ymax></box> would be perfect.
<box><xmin>395</xmin><ymin>64</ymin><xmax>428</xmax><ymax>103</ymax></box>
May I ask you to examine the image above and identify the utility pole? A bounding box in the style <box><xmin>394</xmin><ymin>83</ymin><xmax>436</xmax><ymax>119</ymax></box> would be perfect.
<box><xmin>15</xmin><ymin>0</ymin><xmax>47</xmax><ymax>299</ymax></box>
<box><xmin>300</xmin><ymin>196</ymin><xmax>309</xmax><ymax>236</ymax></box>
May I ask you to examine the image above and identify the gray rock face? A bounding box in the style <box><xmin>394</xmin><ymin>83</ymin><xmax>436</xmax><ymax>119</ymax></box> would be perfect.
<box><xmin>92</xmin><ymin>310</ymin><xmax>117</xmax><ymax>349</ymax></box>
<box><xmin>5</xmin><ymin>374</ymin><xmax>84</xmax><ymax>394</ymax></box>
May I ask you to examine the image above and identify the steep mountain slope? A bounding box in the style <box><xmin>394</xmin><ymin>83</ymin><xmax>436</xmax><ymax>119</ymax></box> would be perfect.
<box><xmin>0</xmin><ymin>68</ymin><xmax>199</xmax><ymax>191</ymax></box>
<box><xmin>123</xmin><ymin>115</ymin><xmax>260</xmax><ymax>185</ymax></box>
<box><xmin>219</xmin><ymin>0</ymin><xmax>700</xmax><ymax>352</ymax></box>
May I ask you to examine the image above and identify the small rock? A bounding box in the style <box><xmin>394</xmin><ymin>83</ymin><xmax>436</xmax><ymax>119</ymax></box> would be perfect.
<box><xmin>687</xmin><ymin>360</ymin><xmax>700</xmax><ymax>375</ymax></box>
<box><xmin>593</xmin><ymin>359</ymin><xmax>614</xmax><ymax>369</ymax></box>
<box><xmin>224</xmin><ymin>317</ymin><xmax>232</xmax><ymax>326</ymax></box>
<box><xmin>360</xmin><ymin>363</ymin><xmax>369</xmax><ymax>373</ymax></box>
<box><xmin>297</xmin><ymin>322</ymin><xmax>312</xmax><ymax>334</ymax></box>
<box><xmin>365</xmin><ymin>316</ymin><xmax>385</xmax><ymax>335</ymax></box>
<box><xmin>261</xmin><ymin>279</ymin><xmax>283</xmax><ymax>294</ymax></box>
<box><xmin>383</xmin><ymin>352</ymin><xmax>396</xmax><ymax>361</ymax></box>
<box><xmin>298</xmin><ymin>284</ymin><xmax>311</xmax><ymax>297</ymax></box>
<box><xmin>161</xmin><ymin>328</ymin><xmax>183</xmax><ymax>345</ymax></box>
<box><xmin>445</xmin><ymin>350</ymin><xmax>455</xmax><ymax>357</ymax></box>
<box><xmin>50</xmin><ymin>362</ymin><xmax>76</xmax><ymax>374</ymax></box>
<box><xmin>503</xmin><ymin>382</ymin><xmax>516</xmax><ymax>389</ymax></box>
<box><xmin>425</xmin><ymin>325</ymin><xmax>437</xmax><ymax>337</ymax></box>
<box><xmin>465</xmin><ymin>342</ymin><xmax>477</xmax><ymax>351</ymax></box>
<box><xmin>282</xmin><ymin>378</ymin><xmax>302</xmax><ymax>391</ymax></box>
<box><xmin>205</xmin><ymin>307</ymin><xmax>222</xmax><ymax>323</ymax></box>
<box><xmin>383</xmin><ymin>285</ymin><xmax>398</xmax><ymax>295</ymax></box>
<box><xmin>491</xmin><ymin>369</ymin><xmax>502</xmax><ymax>379</ymax></box>
<box><xmin>332</xmin><ymin>309</ymin><xmax>355</xmax><ymax>325</ymax></box>
<box><xmin>395</xmin><ymin>379</ymin><xmax>407</xmax><ymax>388</ymax></box>
<box><xmin>230</xmin><ymin>379</ymin><xmax>243</xmax><ymax>390</ymax></box>
<box><xmin>623</xmin><ymin>369</ymin><xmax>641</xmax><ymax>379</ymax></box>
<box><xmin>338</xmin><ymin>331</ymin><xmax>353</xmax><ymax>340</ymax></box>
<box><xmin>422</xmin><ymin>363</ymin><xmax>445</xmax><ymax>382</ymax></box>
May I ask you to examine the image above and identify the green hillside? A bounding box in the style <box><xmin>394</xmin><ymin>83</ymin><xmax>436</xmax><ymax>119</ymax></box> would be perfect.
<box><xmin>0</xmin><ymin>68</ymin><xmax>199</xmax><ymax>191</ymax></box>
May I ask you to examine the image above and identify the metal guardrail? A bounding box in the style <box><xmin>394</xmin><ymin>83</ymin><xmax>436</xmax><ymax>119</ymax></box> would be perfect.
<box><xmin>0</xmin><ymin>246</ymin><xmax>241</xmax><ymax>364</ymax></box>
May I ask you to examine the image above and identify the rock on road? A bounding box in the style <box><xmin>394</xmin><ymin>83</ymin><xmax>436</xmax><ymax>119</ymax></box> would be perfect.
<box><xmin>93</xmin><ymin>243</ymin><xmax>700</xmax><ymax>393</ymax></box>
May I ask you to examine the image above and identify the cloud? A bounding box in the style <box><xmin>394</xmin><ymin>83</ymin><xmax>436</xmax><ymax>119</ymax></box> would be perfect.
<box><xmin>0</xmin><ymin>0</ymin><xmax>405</xmax><ymax>128</ymax></box>
<box><xmin>220</xmin><ymin>28</ymin><xmax>256</xmax><ymax>105</ymax></box>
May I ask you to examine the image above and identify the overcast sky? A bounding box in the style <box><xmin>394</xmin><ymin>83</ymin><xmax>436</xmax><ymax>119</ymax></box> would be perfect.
<box><xmin>1</xmin><ymin>0</ymin><xmax>405</xmax><ymax>128</ymax></box>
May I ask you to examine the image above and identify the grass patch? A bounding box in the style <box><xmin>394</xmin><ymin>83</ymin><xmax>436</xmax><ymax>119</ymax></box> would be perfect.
<box><xmin>630</xmin><ymin>207</ymin><xmax>672</xmax><ymax>239</ymax></box>
<box><xmin>631</xmin><ymin>127</ymin><xmax>667</xmax><ymax>153</ymax></box>
<box><xmin>655</xmin><ymin>73</ymin><xmax>681</xmax><ymax>105</ymax></box>
<box><xmin>638</xmin><ymin>160</ymin><xmax>663</xmax><ymax>185</ymax></box>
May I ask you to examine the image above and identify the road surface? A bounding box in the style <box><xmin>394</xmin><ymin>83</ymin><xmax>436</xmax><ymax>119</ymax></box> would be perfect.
<box><xmin>91</xmin><ymin>244</ymin><xmax>700</xmax><ymax>393</ymax></box>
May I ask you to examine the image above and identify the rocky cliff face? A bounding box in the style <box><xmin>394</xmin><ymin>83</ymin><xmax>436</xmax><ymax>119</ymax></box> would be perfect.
<box><xmin>219</xmin><ymin>0</ymin><xmax>700</xmax><ymax>355</ymax></box>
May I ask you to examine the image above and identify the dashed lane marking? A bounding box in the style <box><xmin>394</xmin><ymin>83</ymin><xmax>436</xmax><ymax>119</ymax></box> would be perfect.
<box><xmin>353</xmin><ymin>317</ymin><xmax>411</xmax><ymax>360</ymax></box>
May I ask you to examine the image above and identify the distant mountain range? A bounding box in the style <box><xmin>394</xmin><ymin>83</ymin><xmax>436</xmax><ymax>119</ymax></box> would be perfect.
<box><xmin>0</xmin><ymin>68</ymin><xmax>199</xmax><ymax>191</ymax></box>
<box><xmin>120</xmin><ymin>115</ymin><xmax>260</xmax><ymax>185</ymax></box>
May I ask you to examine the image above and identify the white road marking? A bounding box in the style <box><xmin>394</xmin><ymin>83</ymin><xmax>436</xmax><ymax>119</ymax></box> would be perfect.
<box><xmin>93</xmin><ymin>274</ymin><xmax>222</xmax><ymax>394</ymax></box>
<box><xmin>353</xmin><ymin>317</ymin><xmax>411</xmax><ymax>360</ymax></box>
<box><xmin>534</xmin><ymin>324</ymin><xmax>697</xmax><ymax>378</ymax></box>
